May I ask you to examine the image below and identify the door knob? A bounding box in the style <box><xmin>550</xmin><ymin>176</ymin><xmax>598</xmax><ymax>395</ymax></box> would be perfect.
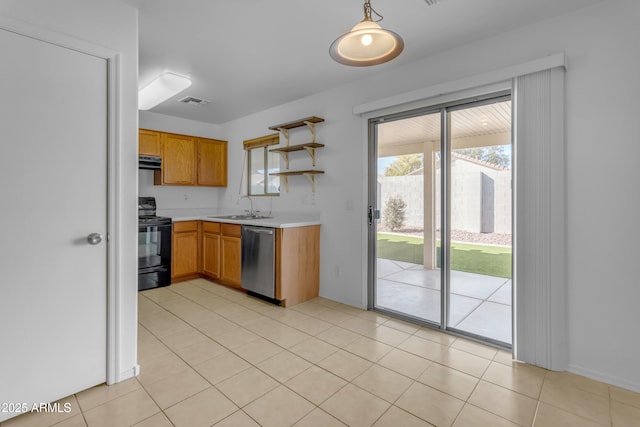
<box><xmin>87</xmin><ymin>233</ymin><xmax>103</xmax><ymax>245</ymax></box>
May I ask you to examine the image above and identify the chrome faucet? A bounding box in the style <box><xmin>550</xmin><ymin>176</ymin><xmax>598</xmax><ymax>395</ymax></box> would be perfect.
<box><xmin>240</xmin><ymin>195</ymin><xmax>254</xmax><ymax>216</ymax></box>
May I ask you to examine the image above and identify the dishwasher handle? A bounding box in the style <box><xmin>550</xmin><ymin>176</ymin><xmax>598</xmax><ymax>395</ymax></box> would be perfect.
<box><xmin>243</xmin><ymin>226</ymin><xmax>274</xmax><ymax>235</ymax></box>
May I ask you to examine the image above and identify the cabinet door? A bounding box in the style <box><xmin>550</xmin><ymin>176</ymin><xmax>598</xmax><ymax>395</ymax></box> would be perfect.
<box><xmin>197</xmin><ymin>138</ymin><xmax>228</xmax><ymax>187</ymax></box>
<box><xmin>172</xmin><ymin>221</ymin><xmax>200</xmax><ymax>279</ymax></box>
<box><xmin>139</xmin><ymin>129</ymin><xmax>161</xmax><ymax>156</ymax></box>
<box><xmin>221</xmin><ymin>228</ymin><xmax>241</xmax><ymax>287</ymax></box>
<box><xmin>202</xmin><ymin>222</ymin><xmax>221</xmax><ymax>279</ymax></box>
<box><xmin>159</xmin><ymin>133</ymin><xmax>196</xmax><ymax>185</ymax></box>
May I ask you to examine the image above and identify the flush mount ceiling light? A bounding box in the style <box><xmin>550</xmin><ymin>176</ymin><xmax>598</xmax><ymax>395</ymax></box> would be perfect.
<box><xmin>138</xmin><ymin>72</ymin><xmax>192</xmax><ymax>110</ymax></box>
<box><xmin>329</xmin><ymin>0</ymin><xmax>404</xmax><ymax>67</ymax></box>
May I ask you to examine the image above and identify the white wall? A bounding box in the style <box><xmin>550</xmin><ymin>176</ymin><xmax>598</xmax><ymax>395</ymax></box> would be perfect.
<box><xmin>138</xmin><ymin>0</ymin><xmax>640</xmax><ymax>391</ymax></box>
<box><xmin>0</xmin><ymin>0</ymin><xmax>140</xmax><ymax>382</ymax></box>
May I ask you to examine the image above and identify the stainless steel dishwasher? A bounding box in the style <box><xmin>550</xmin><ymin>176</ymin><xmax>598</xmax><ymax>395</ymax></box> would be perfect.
<box><xmin>241</xmin><ymin>225</ymin><xmax>275</xmax><ymax>299</ymax></box>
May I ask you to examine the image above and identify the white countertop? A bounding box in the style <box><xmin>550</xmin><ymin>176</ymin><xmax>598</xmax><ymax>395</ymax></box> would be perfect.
<box><xmin>157</xmin><ymin>208</ymin><xmax>321</xmax><ymax>229</ymax></box>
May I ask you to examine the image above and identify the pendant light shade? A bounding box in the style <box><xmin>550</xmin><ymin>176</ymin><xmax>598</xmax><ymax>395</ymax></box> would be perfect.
<box><xmin>330</xmin><ymin>0</ymin><xmax>404</xmax><ymax>67</ymax></box>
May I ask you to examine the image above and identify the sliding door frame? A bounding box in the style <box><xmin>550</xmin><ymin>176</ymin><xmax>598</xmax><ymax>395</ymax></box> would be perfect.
<box><xmin>367</xmin><ymin>90</ymin><xmax>512</xmax><ymax>348</ymax></box>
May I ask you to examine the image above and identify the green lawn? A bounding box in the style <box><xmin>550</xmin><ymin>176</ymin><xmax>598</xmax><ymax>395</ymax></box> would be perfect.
<box><xmin>377</xmin><ymin>233</ymin><xmax>512</xmax><ymax>279</ymax></box>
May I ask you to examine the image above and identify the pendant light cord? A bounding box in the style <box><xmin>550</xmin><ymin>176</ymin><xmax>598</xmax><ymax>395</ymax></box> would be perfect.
<box><xmin>363</xmin><ymin>0</ymin><xmax>384</xmax><ymax>22</ymax></box>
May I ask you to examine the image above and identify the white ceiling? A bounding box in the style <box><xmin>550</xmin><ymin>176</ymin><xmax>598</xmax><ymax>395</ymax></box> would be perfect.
<box><xmin>121</xmin><ymin>0</ymin><xmax>601</xmax><ymax>124</ymax></box>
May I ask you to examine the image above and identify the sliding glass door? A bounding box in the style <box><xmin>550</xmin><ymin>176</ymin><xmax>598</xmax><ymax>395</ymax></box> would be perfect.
<box><xmin>369</xmin><ymin>94</ymin><xmax>513</xmax><ymax>347</ymax></box>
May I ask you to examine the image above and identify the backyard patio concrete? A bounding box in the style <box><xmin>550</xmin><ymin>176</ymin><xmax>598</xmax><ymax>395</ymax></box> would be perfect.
<box><xmin>376</xmin><ymin>258</ymin><xmax>512</xmax><ymax>344</ymax></box>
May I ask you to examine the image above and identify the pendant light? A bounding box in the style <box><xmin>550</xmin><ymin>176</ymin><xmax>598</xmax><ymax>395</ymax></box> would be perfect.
<box><xmin>329</xmin><ymin>0</ymin><xmax>404</xmax><ymax>66</ymax></box>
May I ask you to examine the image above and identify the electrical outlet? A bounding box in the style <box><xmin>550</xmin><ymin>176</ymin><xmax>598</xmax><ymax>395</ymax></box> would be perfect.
<box><xmin>183</xmin><ymin>194</ymin><xmax>188</xmax><ymax>201</ymax></box>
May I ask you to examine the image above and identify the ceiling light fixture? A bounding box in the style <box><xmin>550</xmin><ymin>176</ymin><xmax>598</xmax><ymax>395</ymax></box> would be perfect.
<box><xmin>329</xmin><ymin>0</ymin><xmax>404</xmax><ymax>67</ymax></box>
<box><xmin>138</xmin><ymin>72</ymin><xmax>192</xmax><ymax>110</ymax></box>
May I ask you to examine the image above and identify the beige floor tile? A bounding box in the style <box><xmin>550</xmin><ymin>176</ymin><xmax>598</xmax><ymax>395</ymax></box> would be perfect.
<box><xmin>138</xmin><ymin>310</ymin><xmax>192</xmax><ymax>338</ymax></box>
<box><xmin>611</xmin><ymin>400</ymin><xmax>640</xmax><ymax>427</ymax></box>
<box><xmin>232</xmin><ymin>337</ymin><xmax>284</xmax><ymax>365</ymax></box>
<box><xmin>289</xmin><ymin>337</ymin><xmax>339</xmax><ymax>363</ymax></box>
<box><xmin>137</xmin><ymin>352</ymin><xmax>190</xmax><ymax>386</ymax></box>
<box><xmin>83</xmin><ymin>388</ymin><xmax>159</xmax><ymax>427</ymax></box>
<box><xmin>414</xmin><ymin>327</ymin><xmax>456</xmax><ymax>346</ymax></box>
<box><xmin>354</xmin><ymin>310</ymin><xmax>391</xmax><ymax>325</ymax></box>
<box><xmin>493</xmin><ymin>350</ymin><xmax>514</xmax><ymax>366</ymax></box>
<box><xmin>317</xmin><ymin>349</ymin><xmax>373</xmax><ymax>381</ymax></box>
<box><xmin>364</xmin><ymin>325</ymin><xmax>411</xmax><ymax>347</ymax></box>
<box><xmin>76</xmin><ymin>377</ymin><xmax>140</xmax><ymax>411</ymax></box>
<box><xmin>51</xmin><ymin>414</ymin><xmax>87</xmax><ymax>427</ymax></box>
<box><xmin>131</xmin><ymin>412</ymin><xmax>173</xmax><ymax>427</ymax></box>
<box><xmin>544</xmin><ymin>371</ymin><xmax>610</xmax><ymax>397</ymax></box>
<box><xmin>244</xmin><ymin>385</ymin><xmax>315</xmax><ymax>427</ymax></box>
<box><xmin>394</xmin><ymin>382</ymin><xmax>464</xmax><ymax>427</ymax></box>
<box><xmin>194</xmin><ymin>350</ymin><xmax>251</xmax><ymax>384</ymax></box>
<box><xmin>398</xmin><ymin>336</ymin><xmax>447</xmax><ymax>361</ymax></box>
<box><xmin>1</xmin><ymin>395</ymin><xmax>81</xmax><ymax>427</ymax></box>
<box><xmin>453</xmin><ymin>404</ymin><xmax>519</xmax><ymax>427</ymax></box>
<box><xmin>451</xmin><ymin>339</ymin><xmax>497</xmax><ymax>360</ymax></box>
<box><xmin>383</xmin><ymin>318</ymin><xmax>421</xmax><ymax>334</ymax></box>
<box><xmin>434</xmin><ymin>347</ymin><xmax>491</xmax><ymax>378</ymax></box>
<box><xmin>164</xmin><ymin>387</ymin><xmax>238</xmax><ymax>427</ymax></box>
<box><xmin>533</xmin><ymin>402</ymin><xmax>606</xmax><ymax>427</ymax></box>
<box><xmin>242</xmin><ymin>317</ymin><xmax>283</xmax><ymax>336</ymax></box>
<box><xmin>264</xmin><ymin>325</ymin><xmax>310</xmax><ymax>349</ymax></box>
<box><xmin>214</xmin><ymin>328</ymin><xmax>260</xmax><ymax>350</ymax></box>
<box><xmin>539</xmin><ymin>380</ymin><xmax>610</xmax><ymax>426</ymax></box>
<box><xmin>213</xmin><ymin>410</ymin><xmax>260</xmax><ymax>427</ymax></box>
<box><xmin>289</xmin><ymin>316</ymin><xmax>333</xmax><ymax>336</ymax></box>
<box><xmin>316</xmin><ymin>326</ymin><xmax>361</xmax><ymax>348</ymax></box>
<box><xmin>321</xmin><ymin>384</ymin><xmax>391</xmax><ymax>427</ymax></box>
<box><xmin>315</xmin><ymin>309</ymin><xmax>358</xmax><ymax>326</ymax></box>
<box><xmin>344</xmin><ymin>336</ymin><xmax>393</xmax><ymax>362</ymax></box>
<box><xmin>312</xmin><ymin>296</ymin><xmax>342</xmax><ymax>309</ymax></box>
<box><xmin>174</xmin><ymin>337</ymin><xmax>227</xmax><ymax>366</ymax></box>
<box><xmin>165</xmin><ymin>304</ymin><xmax>222</xmax><ymax>327</ymax></box>
<box><xmin>418</xmin><ymin>363</ymin><xmax>479</xmax><ymax>401</ymax></box>
<box><xmin>197</xmin><ymin>317</ymin><xmax>242</xmax><ymax>339</ymax></box>
<box><xmin>158</xmin><ymin>327</ymin><xmax>208</xmax><ymax>351</ymax></box>
<box><xmin>372</xmin><ymin>406</ymin><xmax>434</xmax><ymax>427</ymax></box>
<box><xmin>217</xmin><ymin>367</ymin><xmax>280</xmax><ymax>407</ymax></box>
<box><xmin>293</xmin><ymin>408</ymin><xmax>346</xmax><ymax>427</ymax></box>
<box><xmin>339</xmin><ymin>317</ymin><xmax>379</xmax><ymax>335</ymax></box>
<box><xmin>138</xmin><ymin>294</ymin><xmax>164</xmax><ymax>316</ymax></box>
<box><xmin>141</xmin><ymin>287</ymin><xmax>183</xmax><ymax>304</ymax></box>
<box><xmin>286</xmin><ymin>366</ymin><xmax>348</xmax><ymax>405</ymax></box>
<box><xmin>143</xmin><ymin>366</ymin><xmax>210</xmax><ymax>409</ymax></box>
<box><xmin>353</xmin><ymin>365</ymin><xmax>413</xmax><ymax>403</ymax></box>
<box><xmin>377</xmin><ymin>348</ymin><xmax>432</xmax><ymax>379</ymax></box>
<box><xmin>290</xmin><ymin>301</ymin><xmax>330</xmax><ymax>317</ymax></box>
<box><xmin>611</xmin><ymin>386</ymin><xmax>640</xmax><ymax>409</ymax></box>
<box><xmin>256</xmin><ymin>350</ymin><xmax>312</xmax><ymax>383</ymax></box>
<box><xmin>468</xmin><ymin>380</ymin><xmax>537</xmax><ymax>426</ymax></box>
<box><xmin>482</xmin><ymin>361</ymin><xmax>546</xmax><ymax>399</ymax></box>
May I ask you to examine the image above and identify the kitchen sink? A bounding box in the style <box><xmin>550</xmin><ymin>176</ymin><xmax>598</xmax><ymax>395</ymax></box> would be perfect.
<box><xmin>207</xmin><ymin>214</ymin><xmax>272</xmax><ymax>220</ymax></box>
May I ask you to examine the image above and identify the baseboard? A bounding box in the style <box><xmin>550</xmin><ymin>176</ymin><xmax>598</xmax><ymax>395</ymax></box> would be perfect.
<box><xmin>568</xmin><ymin>363</ymin><xmax>640</xmax><ymax>393</ymax></box>
<box><xmin>113</xmin><ymin>364</ymin><xmax>140</xmax><ymax>384</ymax></box>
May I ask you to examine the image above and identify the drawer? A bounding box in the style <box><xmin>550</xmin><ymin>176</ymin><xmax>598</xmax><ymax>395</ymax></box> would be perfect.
<box><xmin>173</xmin><ymin>221</ymin><xmax>198</xmax><ymax>233</ymax></box>
<box><xmin>221</xmin><ymin>223</ymin><xmax>241</xmax><ymax>237</ymax></box>
<box><xmin>202</xmin><ymin>221</ymin><xmax>220</xmax><ymax>233</ymax></box>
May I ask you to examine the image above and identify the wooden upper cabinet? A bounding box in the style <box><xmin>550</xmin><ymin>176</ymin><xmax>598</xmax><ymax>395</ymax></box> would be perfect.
<box><xmin>146</xmin><ymin>128</ymin><xmax>228</xmax><ymax>187</ymax></box>
<box><xmin>156</xmin><ymin>133</ymin><xmax>196</xmax><ymax>185</ymax></box>
<box><xmin>139</xmin><ymin>129</ymin><xmax>161</xmax><ymax>156</ymax></box>
<box><xmin>197</xmin><ymin>138</ymin><xmax>228</xmax><ymax>187</ymax></box>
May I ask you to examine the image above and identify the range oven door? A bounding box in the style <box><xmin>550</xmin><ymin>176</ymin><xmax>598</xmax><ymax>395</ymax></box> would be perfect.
<box><xmin>138</xmin><ymin>222</ymin><xmax>172</xmax><ymax>291</ymax></box>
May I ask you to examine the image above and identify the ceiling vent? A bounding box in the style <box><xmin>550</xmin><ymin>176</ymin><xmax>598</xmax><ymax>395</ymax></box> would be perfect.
<box><xmin>178</xmin><ymin>96</ymin><xmax>210</xmax><ymax>106</ymax></box>
<box><xmin>424</xmin><ymin>0</ymin><xmax>445</xmax><ymax>5</ymax></box>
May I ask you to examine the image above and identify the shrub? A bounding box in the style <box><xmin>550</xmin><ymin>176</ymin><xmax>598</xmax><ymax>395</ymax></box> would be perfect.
<box><xmin>384</xmin><ymin>195</ymin><xmax>407</xmax><ymax>231</ymax></box>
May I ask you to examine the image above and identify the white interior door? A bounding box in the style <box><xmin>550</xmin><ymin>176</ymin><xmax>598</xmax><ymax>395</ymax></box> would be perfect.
<box><xmin>0</xmin><ymin>28</ymin><xmax>107</xmax><ymax>421</ymax></box>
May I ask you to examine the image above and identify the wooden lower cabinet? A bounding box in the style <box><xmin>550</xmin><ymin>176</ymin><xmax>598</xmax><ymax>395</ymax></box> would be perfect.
<box><xmin>201</xmin><ymin>222</ymin><xmax>220</xmax><ymax>279</ymax></box>
<box><xmin>276</xmin><ymin>225</ymin><xmax>320</xmax><ymax>307</ymax></box>
<box><xmin>220</xmin><ymin>224</ymin><xmax>242</xmax><ymax>287</ymax></box>
<box><xmin>171</xmin><ymin>221</ymin><xmax>320</xmax><ymax>306</ymax></box>
<box><xmin>172</xmin><ymin>221</ymin><xmax>200</xmax><ymax>281</ymax></box>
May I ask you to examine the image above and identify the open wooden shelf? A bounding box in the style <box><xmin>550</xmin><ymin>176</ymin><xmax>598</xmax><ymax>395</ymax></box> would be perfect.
<box><xmin>270</xmin><ymin>170</ymin><xmax>324</xmax><ymax>192</ymax></box>
<box><xmin>268</xmin><ymin>116</ymin><xmax>324</xmax><ymax>131</ymax></box>
<box><xmin>270</xmin><ymin>142</ymin><xmax>325</xmax><ymax>168</ymax></box>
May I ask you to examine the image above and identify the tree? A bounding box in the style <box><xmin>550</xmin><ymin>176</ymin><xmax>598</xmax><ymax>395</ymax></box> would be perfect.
<box><xmin>384</xmin><ymin>195</ymin><xmax>407</xmax><ymax>231</ymax></box>
<box><xmin>384</xmin><ymin>154</ymin><xmax>423</xmax><ymax>176</ymax></box>
<box><xmin>456</xmin><ymin>146</ymin><xmax>510</xmax><ymax>168</ymax></box>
